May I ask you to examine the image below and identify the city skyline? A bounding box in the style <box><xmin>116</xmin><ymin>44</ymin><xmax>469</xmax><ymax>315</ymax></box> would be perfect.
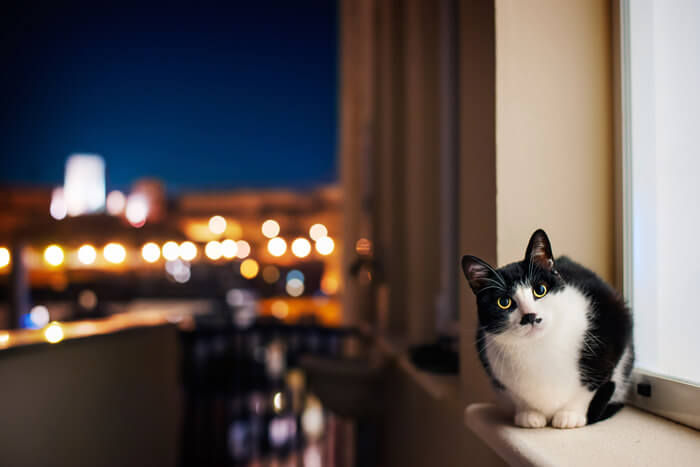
<box><xmin>0</xmin><ymin>1</ymin><xmax>338</xmax><ymax>193</ymax></box>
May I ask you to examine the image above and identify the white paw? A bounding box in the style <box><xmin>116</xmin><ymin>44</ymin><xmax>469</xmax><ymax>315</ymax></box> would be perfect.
<box><xmin>551</xmin><ymin>411</ymin><xmax>587</xmax><ymax>429</ymax></box>
<box><xmin>514</xmin><ymin>410</ymin><xmax>547</xmax><ymax>428</ymax></box>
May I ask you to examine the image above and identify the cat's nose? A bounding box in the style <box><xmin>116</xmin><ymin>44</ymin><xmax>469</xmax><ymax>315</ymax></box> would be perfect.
<box><xmin>520</xmin><ymin>313</ymin><xmax>540</xmax><ymax>326</ymax></box>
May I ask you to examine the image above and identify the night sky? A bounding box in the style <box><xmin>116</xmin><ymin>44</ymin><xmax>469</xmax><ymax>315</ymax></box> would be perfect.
<box><xmin>0</xmin><ymin>1</ymin><xmax>338</xmax><ymax>193</ymax></box>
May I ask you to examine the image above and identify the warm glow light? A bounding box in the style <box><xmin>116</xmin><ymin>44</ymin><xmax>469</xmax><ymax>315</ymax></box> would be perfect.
<box><xmin>205</xmin><ymin>241</ymin><xmax>223</xmax><ymax>260</ymax></box>
<box><xmin>78</xmin><ymin>289</ymin><xmax>98</xmax><ymax>309</ymax></box>
<box><xmin>30</xmin><ymin>305</ymin><xmax>50</xmax><ymax>327</ymax></box>
<box><xmin>309</xmin><ymin>223</ymin><xmax>328</xmax><ymax>241</ymax></box>
<box><xmin>236</xmin><ymin>240</ymin><xmax>251</xmax><ymax>259</ymax></box>
<box><xmin>77</xmin><ymin>244</ymin><xmax>97</xmax><ymax>265</ymax></box>
<box><xmin>125</xmin><ymin>193</ymin><xmax>149</xmax><ymax>227</ymax></box>
<box><xmin>103</xmin><ymin>243</ymin><xmax>126</xmax><ymax>264</ymax></box>
<box><xmin>141</xmin><ymin>242</ymin><xmax>161</xmax><ymax>263</ymax></box>
<box><xmin>221</xmin><ymin>239</ymin><xmax>238</xmax><ymax>259</ymax></box>
<box><xmin>208</xmin><ymin>215</ymin><xmax>227</xmax><ymax>235</ymax></box>
<box><xmin>162</xmin><ymin>241</ymin><xmax>180</xmax><ymax>261</ymax></box>
<box><xmin>44</xmin><ymin>322</ymin><xmax>64</xmax><ymax>344</ymax></box>
<box><xmin>262</xmin><ymin>265</ymin><xmax>280</xmax><ymax>284</ymax></box>
<box><xmin>321</xmin><ymin>276</ymin><xmax>339</xmax><ymax>295</ymax></box>
<box><xmin>262</xmin><ymin>219</ymin><xmax>280</xmax><ymax>238</ymax></box>
<box><xmin>106</xmin><ymin>190</ymin><xmax>126</xmax><ymax>215</ymax></box>
<box><xmin>0</xmin><ymin>247</ymin><xmax>10</xmax><ymax>268</ymax></box>
<box><xmin>315</xmin><ymin>236</ymin><xmax>335</xmax><ymax>255</ymax></box>
<box><xmin>179</xmin><ymin>241</ymin><xmax>197</xmax><ymax>261</ymax></box>
<box><xmin>0</xmin><ymin>331</ymin><xmax>9</xmax><ymax>347</ymax></box>
<box><xmin>44</xmin><ymin>245</ymin><xmax>64</xmax><ymax>266</ymax></box>
<box><xmin>286</xmin><ymin>278</ymin><xmax>304</xmax><ymax>297</ymax></box>
<box><xmin>291</xmin><ymin>238</ymin><xmax>312</xmax><ymax>258</ymax></box>
<box><xmin>271</xmin><ymin>300</ymin><xmax>289</xmax><ymax>319</ymax></box>
<box><xmin>267</xmin><ymin>237</ymin><xmax>287</xmax><ymax>257</ymax></box>
<box><xmin>272</xmin><ymin>392</ymin><xmax>284</xmax><ymax>412</ymax></box>
<box><xmin>355</xmin><ymin>238</ymin><xmax>372</xmax><ymax>255</ymax></box>
<box><xmin>240</xmin><ymin>258</ymin><xmax>259</xmax><ymax>279</ymax></box>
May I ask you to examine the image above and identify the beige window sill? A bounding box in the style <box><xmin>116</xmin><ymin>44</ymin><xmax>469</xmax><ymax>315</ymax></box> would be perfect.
<box><xmin>465</xmin><ymin>403</ymin><xmax>700</xmax><ymax>467</ymax></box>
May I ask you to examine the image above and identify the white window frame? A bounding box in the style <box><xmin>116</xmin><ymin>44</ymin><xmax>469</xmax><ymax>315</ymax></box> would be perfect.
<box><xmin>617</xmin><ymin>0</ymin><xmax>700</xmax><ymax>430</ymax></box>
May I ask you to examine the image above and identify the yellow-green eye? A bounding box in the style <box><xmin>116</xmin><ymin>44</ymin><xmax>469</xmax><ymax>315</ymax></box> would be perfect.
<box><xmin>533</xmin><ymin>284</ymin><xmax>548</xmax><ymax>298</ymax></box>
<box><xmin>497</xmin><ymin>297</ymin><xmax>511</xmax><ymax>309</ymax></box>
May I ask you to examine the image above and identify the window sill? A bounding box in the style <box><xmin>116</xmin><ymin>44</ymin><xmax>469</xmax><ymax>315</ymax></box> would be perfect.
<box><xmin>465</xmin><ymin>403</ymin><xmax>700</xmax><ymax>467</ymax></box>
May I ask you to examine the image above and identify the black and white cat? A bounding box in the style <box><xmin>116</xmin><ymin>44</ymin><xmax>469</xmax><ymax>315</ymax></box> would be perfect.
<box><xmin>461</xmin><ymin>229</ymin><xmax>634</xmax><ymax>428</ymax></box>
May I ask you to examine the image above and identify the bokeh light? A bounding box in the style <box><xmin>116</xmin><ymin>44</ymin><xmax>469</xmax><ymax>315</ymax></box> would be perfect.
<box><xmin>240</xmin><ymin>258</ymin><xmax>259</xmax><ymax>279</ymax></box>
<box><xmin>77</xmin><ymin>244</ymin><xmax>97</xmax><ymax>265</ymax></box>
<box><xmin>291</xmin><ymin>237</ymin><xmax>312</xmax><ymax>258</ymax></box>
<box><xmin>315</xmin><ymin>236</ymin><xmax>334</xmax><ymax>255</ymax></box>
<box><xmin>262</xmin><ymin>265</ymin><xmax>280</xmax><ymax>284</ymax></box>
<box><xmin>141</xmin><ymin>242</ymin><xmax>161</xmax><ymax>263</ymax></box>
<box><xmin>162</xmin><ymin>241</ymin><xmax>180</xmax><ymax>261</ymax></box>
<box><xmin>286</xmin><ymin>270</ymin><xmax>304</xmax><ymax>282</ymax></box>
<box><xmin>355</xmin><ymin>238</ymin><xmax>372</xmax><ymax>255</ymax></box>
<box><xmin>78</xmin><ymin>289</ymin><xmax>98</xmax><ymax>310</ymax></box>
<box><xmin>267</xmin><ymin>237</ymin><xmax>287</xmax><ymax>257</ymax></box>
<box><xmin>205</xmin><ymin>240</ymin><xmax>223</xmax><ymax>260</ymax></box>
<box><xmin>105</xmin><ymin>190</ymin><xmax>126</xmax><ymax>215</ymax></box>
<box><xmin>271</xmin><ymin>300</ymin><xmax>289</xmax><ymax>319</ymax></box>
<box><xmin>125</xmin><ymin>193</ymin><xmax>149</xmax><ymax>227</ymax></box>
<box><xmin>0</xmin><ymin>331</ymin><xmax>9</xmax><ymax>347</ymax></box>
<box><xmin>221</xmin><ymin>239</ymin><xmax>238</xmax><ymax>259</ymax></box>
<box><xmin>285</xmin><ymin>278</ymin><xmax>304</xmax><ymax>297</ymax></box>
<box><xmin>321</xmin><ymin>275</ymin><xmax>339</xmax><ymax>295</ymax></box>
<box><xmin>208</xmin><ymin>215</ymin><xmax>227</xmax><ymax>234</ymax></box>
<box><xmin>262</xmin><ymin>219</ymin><xmax>280</xmax><ymax>238</ymax></box>
<box><xmin>103</xmin><ymin>243</ymin><xmax>126</xmax><ymax>264</ymax></box>
<box><xmin>44</xmin><ymin>245</ymin><xmax>64</xmax><ymax>266</ymax></box>
<box><xmin>179</xmin><ymin>241</ymin><xmax>198</xmax><ymax>261</ymax></box>
<box><xmin>0</xmin><ymin>247</ymin><xmax>10</xmax><ymax>268</ymax></box>
<box><xmin>44</xmin><ymin>322</ymin><xmax>64</xmax><ymax>344</ymax></box>
<box><xmin>236</xmin><ymin>240</ymin><xmax>251</xmax><ymax>259</ymax></box>
<box><xmin>309</xmin><ymin>223</ymin><xmax>328</xmax><ymax>241</ymax></box>
<box><xmin>30</xmin><ymin>305</ymin><xmax>50</xmax><ymax>327</ymax></box>
<box><xmin>50</xmin><ymin>187</ymin><xmax>67</xmax><ymax>220</ymax></box>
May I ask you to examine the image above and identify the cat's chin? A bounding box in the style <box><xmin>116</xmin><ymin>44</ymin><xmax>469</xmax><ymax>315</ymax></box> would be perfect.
<box><xmin>511</xmin><ymin>323</ymin><xmax>549</xmax><ymax>340</ymax></box>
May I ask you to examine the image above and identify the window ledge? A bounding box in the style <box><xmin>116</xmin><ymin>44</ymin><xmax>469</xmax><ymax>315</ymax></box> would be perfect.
<box><xmin>465</xmin><ymin>403</ymin><xmax>700</xmax><ymax>467</ymax></box>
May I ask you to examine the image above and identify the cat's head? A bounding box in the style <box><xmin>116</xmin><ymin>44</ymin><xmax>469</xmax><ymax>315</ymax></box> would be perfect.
<box><xmin>461</xmin><ymin>229</ymin><xmax>564</xmax><ymax>341</ymax></box>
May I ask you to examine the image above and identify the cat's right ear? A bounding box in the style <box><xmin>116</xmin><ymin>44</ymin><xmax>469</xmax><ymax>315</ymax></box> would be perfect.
<box><xmin>461</xmin><ymin>255</ymin><xmax>497</xmax><ymax>294</ymax></box>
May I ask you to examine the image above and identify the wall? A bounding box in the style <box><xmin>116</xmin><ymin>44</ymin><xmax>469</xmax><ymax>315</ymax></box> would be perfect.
<box><xmin>0</xmin><ymin>326</ymin><xmax>180</xmax><ymax>467</ymax></box>
<box><xmin>494</xmin><ymin>0</ymin><xmax>614</xmax><ymax>280</ymax></box>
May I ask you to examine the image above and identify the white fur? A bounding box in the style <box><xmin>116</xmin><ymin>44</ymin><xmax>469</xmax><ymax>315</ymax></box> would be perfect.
<box><xmin>485</xmin><ymin>283</ymin><xmax>595</xmax><ymax>428</ymax></box>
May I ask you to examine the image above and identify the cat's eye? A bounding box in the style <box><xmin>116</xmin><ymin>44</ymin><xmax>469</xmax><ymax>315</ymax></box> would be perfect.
<box><xmin>533</xmin><ymin>283</ymin><xmax>548</xmax><ymax>298</ymax></box>
<box><xmin>497</xmin><ymin>297</ymin><xmax>511</xmax><ymax>309</ymax></box>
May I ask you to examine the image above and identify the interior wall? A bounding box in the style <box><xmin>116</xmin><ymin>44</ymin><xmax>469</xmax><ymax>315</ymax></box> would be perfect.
<box><xmin>494</xmin><ymin>0</ymin><xmax>615</xmax><ymax>281</ymax></box>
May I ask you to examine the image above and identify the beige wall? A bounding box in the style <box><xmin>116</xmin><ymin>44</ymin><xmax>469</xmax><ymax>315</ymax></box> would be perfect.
<box><xmin>495</xmin><ymin>0</ymin><xmax>614</xmax><ymax>281</ymax></box>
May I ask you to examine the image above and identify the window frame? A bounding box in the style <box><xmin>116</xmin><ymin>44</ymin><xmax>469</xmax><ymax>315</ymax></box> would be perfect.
<box><xmin>617</xmin><ymin>0</ymin><xmax>700</xmax><ymax>430</ymax></box>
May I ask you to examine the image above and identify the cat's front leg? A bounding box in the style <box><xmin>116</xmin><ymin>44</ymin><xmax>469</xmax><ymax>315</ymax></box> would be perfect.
<box><xmin>551</xmin><ymin>387</ymin><xmax>595</xmax><ymax>429</ymax></box>
<box><xmin>514</xmin><ymin>410</ymin><xmax>547</xmax><ymax>428</ymax></box>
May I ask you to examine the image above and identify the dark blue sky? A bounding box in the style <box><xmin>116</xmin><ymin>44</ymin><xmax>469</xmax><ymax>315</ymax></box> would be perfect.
<box><xmin>0</xmin><ymin>1</ymin><xmax>338</xmax><ymax>193</ymax></box>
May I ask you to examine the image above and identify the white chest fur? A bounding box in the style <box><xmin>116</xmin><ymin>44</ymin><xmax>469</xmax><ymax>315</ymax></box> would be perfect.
<box><xmin>485</xmin><ymin>285</ymin><xmax>592</xmax><ymax>418</ymax></box>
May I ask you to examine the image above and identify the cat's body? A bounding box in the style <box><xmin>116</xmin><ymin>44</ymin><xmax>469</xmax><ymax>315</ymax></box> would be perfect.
<box><xmin>463</xmin><ymin>230</ymin><xmax>633</xmax><ymax>428</ymax></box>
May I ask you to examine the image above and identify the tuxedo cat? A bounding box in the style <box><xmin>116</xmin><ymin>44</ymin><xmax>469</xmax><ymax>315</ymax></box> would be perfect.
<box><xmin>461</xmin><ymin>229</ymin><xmax>633</xmax><ymax>428</ymax></box>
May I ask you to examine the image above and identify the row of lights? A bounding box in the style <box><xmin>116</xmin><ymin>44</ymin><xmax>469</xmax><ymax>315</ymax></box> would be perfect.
<box><xmin>261</xmin><ymin>220</ymin><xmax>334</xmax><ymax>258</ymax></box>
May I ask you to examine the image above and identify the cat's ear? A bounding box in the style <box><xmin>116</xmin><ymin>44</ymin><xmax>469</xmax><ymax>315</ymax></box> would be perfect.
<box><xmin>461</xmin><ymin>255</ymin><xmax>498</xmax><ymax>294</ymax></box>
<box><xmin>525</xmin><ymin>229</ymin><xmax>554</xmax><ymax>271</ymax></box>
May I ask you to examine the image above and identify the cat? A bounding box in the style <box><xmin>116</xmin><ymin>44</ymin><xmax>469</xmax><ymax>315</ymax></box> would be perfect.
<box><xmin>461</xmin><ymin>229</ymin><xmax>634</xmax><ymax>428</ymax></box>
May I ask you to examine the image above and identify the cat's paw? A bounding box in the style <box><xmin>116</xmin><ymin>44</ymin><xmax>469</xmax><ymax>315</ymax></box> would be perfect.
<box><xmin>551</xmin><ymin>411</ymin><xmax>587</xmax><ymax>429</ymax></box>
<box><xmin>514</xmin><ymin>410</ymin><xmax>547</xmax><ymax>428</ymax></box>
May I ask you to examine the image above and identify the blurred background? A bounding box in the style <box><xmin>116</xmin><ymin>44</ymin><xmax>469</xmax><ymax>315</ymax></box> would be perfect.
<box><xmin>3</xmin><ymin>0</ymin><xmax>687</xmax><ymax>466</ymax></box>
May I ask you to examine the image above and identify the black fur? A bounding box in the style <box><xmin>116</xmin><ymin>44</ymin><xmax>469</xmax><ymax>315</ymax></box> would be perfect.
<box><xmin>462</xmin><ymin>229</ymin><xmax>634</xmax><ymax>422</ymax></box>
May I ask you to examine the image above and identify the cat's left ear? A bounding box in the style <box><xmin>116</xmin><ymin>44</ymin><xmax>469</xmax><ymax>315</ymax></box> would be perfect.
<box><xmin>524</xmin><ymin>229</ymin><xmax>554</xmax><ymax>271</ymax></box>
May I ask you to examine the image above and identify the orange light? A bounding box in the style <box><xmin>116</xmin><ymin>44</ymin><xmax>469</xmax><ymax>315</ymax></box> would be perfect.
<box><xmin>179</xmin><ymin>241</ymin><xmax>197</xmax><ymax>261</ymax></box>
<box><xmin>267</xmin><ymin>237</ymin><xmax>287</xmax><ymax>257</ymax></box>
<box><xmin>77</xmin><ymin>244</ymin><xmax>97</xmax><ymax>265</ymax></box>
<box><xmin>103</xmin><ymin>243</ymin><xmax>126</xmax><ymax>264</ymax></box>
<box><xmin>291</xmin><ymin>238</ymin><xmax>312</xmax><ymax>258</ymax></box>
<box><xmin>315</xmin><ymin>237</ymin><xmax>334</xmax><ymax>256</ymax></box>
<box><xmin>44</xmin><ymin>245</ymin><xmax>64</xmax><ymax>266</ymax></box>
<box><xmin>141</xmin><ymin>242</ymin><xmax>161</xmax><ymax>263</ymax></box>
<box><xmin>0</xmin><ymin>247</ymin><xmax>10</xmax><ymax>268</ymax></box>
<box><xmin>240</xmin><ymin>259</ymin><xmax>259</xmax><ymax>279</ymax></box>
<box><xmin>205</xmin><ymin>241</ymin><xmax>223</xmax><ymax>260</ymax></box>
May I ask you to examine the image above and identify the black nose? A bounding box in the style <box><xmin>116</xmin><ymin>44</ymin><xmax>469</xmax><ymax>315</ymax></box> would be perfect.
<box><xmin>520</xmin><ymin>313</ymin><xmax>538</xmax><ymax>326</ymax></box>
